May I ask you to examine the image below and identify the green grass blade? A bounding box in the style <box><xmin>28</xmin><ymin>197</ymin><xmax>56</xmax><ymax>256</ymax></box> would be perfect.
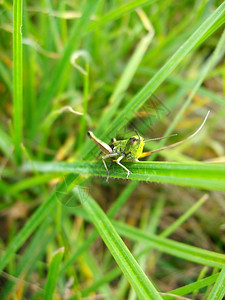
<box><xmin>62</xmin><ymin>207</ymin><xmax>225</xmax><ymax>269</ymax></box>
<box><xmin>114</xmin><ymin>222</ymin><xmax>225</xmax><ymax>268</ymax></box>
<box><xmin>44</xmin><ymin>247</ymin><xmax>64</xmax><ymax>300</ymax></box>
<box><xmin>160</xmin><ymin>194</ymin><xmax>208</xmax><ymax>238</ymax></box>
<box><xmin>207</xmin><ymin>266</ymin><xmax>225</xmax><ymax>300</ymax></box>
<box><xmin>86</xmin><ymin>0</ymin><xmax>157</xmax><ymax>32</ymax></box>
<box><xmin>23</xmin><ymin>161</ymin><xmax>225</xmax><ymax>192</ymax></box>
<box><xmin>13</xmin><ymin>0</ymin><xmax>23</xmax><ymax>163</ymax></box>
<box><xmin>81</xmin><ymin>268</ymin><xmax>121</xmax><ymax>297</ymax></box>
<box><xmin>80</xmin><ymin>191</ymin><xmax>162</xmax><ymax>299</ymax></box>
<box><xmin>8</xmin><ymin>173</ymin><xmax>60</xmax><ymax>195</ymax></box>
<box><xmin>163</xmin><ymin>273</ymin><xmax>219</xmax><ymax>299</ymax></box>
<box><xmin>139</xmin><ymin>67</ymin><xmax>225</xmax><ymax>107</ymax></box>
<box><xmin>60</xmin><ymin>182</ymin><xmax>137</xmax><ymax>275</ymax></box>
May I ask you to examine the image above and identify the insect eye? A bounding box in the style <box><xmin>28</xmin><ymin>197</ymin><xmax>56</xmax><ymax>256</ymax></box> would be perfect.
<box><xmin>129</xmin><ymin>137</ymin><xmax>137</xmax><ymax>144</ymax></box>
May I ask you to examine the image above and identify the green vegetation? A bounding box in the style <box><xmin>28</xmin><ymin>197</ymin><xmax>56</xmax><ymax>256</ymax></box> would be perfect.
<box><xmin>0</xmin><ymin>0</ymin><xmax>225</xmax><ymax>299</ymax></box>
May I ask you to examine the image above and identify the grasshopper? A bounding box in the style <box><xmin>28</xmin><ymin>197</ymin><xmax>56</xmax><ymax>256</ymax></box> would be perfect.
<box><xmin>88</xmin><ymin>111</ymin><xmax>210</xmax><ymax>182</ymax></box>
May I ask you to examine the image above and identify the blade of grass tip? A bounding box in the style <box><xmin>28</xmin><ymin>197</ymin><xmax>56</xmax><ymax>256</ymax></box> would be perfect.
<box><xmin>37</xmin><ymin>1</ymin><xmax>99</xmax><ymax>124</ymax></box>
<box><xmin>95</xmin><ymin>2</ymin><xmax>225</xmax><ymax>143</ymax></box>
<box><xmin>44</xmin><ymin>247</ymin><xmax>64</xmax><ymax>300</ymax></box>
<box><xmin>13</xmin><ymin>0</ymin><xmax>23</xmax><ymax>164</ymax></box>
<box><xmin>79</xmin><ymin>191</ymin><xmax>162</xmax><ymax>300</ymax></box>
<box><xmin>207</xmin><ymin>266</ymin><xmax>225</xmax><ymax>300</ymax></box>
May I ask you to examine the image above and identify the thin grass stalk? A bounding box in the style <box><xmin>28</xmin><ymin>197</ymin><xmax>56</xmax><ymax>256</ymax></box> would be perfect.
<box><xmin>13</xmin><ymin>0</ymin><xmax>23</xmax><ymax>163</ymax></box>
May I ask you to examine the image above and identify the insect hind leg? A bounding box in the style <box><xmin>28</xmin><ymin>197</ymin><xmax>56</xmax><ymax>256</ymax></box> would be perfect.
<box><xmin>116</xmin><ymin>156</ymin><xmax>131</xmax><ymax>179</ymax></box>
<box><xmin>102</xmin><ymin>153</ymin><xmax>118</xmax><ymax>182</ymax></box>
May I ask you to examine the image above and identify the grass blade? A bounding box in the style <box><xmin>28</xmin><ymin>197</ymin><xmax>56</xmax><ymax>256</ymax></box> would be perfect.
<box><xmin>86</xmin><ymin>0</ymin><xmax>157</xmax><ymax>32</ymax></box>
<box><xmin>79</xmin><ymin>191</ymin><xmax>162</xmax><ymax>299</ymax></box>
<box><xmin>163</xmin><ymin>273</ymin><xmax>219</xmax><ymax>299</ymax></box>
<box><xmin>13</xmin><ymin>0</ymin><xmax>23</xmax><ymax>163</ymax></box>
<box><xmin>114</xmin><ymin>222</ymin><xmax>225</xmax><ymax>268</ymax></box>
<box><xmin>23</xmin><ymin>161</ymin><xmax>225</xmax><ymax>192</ymax></box>
<box><xmin>44</xmin><ymin>247</ymin><xmax>64</xmax><ymax>300</ymax></box>
<box><xmin>207</xmin><ymin>266</ymin><xmax>225</xmax><ymax>300</ymax></box>
<box><xmin>62</xmin><ymin>207</ymin><xmax>225</xmax><ymax>269</ymax></box>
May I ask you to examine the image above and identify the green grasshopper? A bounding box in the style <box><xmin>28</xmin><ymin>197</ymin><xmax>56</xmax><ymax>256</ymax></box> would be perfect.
<box><xmin>88</xmin><ymin>111</ymin><xmax>210</xmax><ymax>182</ymax></box>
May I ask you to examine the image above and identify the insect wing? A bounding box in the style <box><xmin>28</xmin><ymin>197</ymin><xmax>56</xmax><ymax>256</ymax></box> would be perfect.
<box><xmin>114</xmin><ymin>94</ymin><xmax>170</xmax><ymax>140</ymax></box>
<box><xmin>129</xmin><ymin>94</ymin><xmax>170</xmax><ymax>136</ymax></box>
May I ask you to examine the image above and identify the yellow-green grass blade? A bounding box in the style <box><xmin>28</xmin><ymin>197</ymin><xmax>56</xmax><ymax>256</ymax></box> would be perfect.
<box><xmin>13</xmin><ymin>0</ymin><xmax>23</xmax><ymax>163</ymax></box>
<box><xmin>207</xmin><ymin>266</ymin><xmax>225</xmax><ymax>300</ymax></box>
<box><xmin>23</xmin><ymin>161</ymin><xmax>225</xmax><ymax>192</ymax></box>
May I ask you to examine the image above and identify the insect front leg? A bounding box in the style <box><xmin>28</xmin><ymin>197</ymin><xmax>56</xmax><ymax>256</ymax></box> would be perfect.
<box><xmin>116</xmin><ymin>156</ymin><xmax>131</xmax><ymax>180</ymax></box>
<box><xmin>102</xmin><ymin>153</ymin><xmax>118</xmax><ymax>182</ymax></box>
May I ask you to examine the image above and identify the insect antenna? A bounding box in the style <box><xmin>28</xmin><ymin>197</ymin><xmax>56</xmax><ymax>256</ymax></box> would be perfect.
<box><xmin>140</xmin><ymin>111</ymin><xmax>210</xmax><ymax>158</ymax></box>
<box><xmin>134</xmin><ymin>128</ymin><xmax>141</xmax><ymax>141</ymax></box>
<box><xmin>145</xmin><ymin>133</ymin><xmax>177</xmax><ymax>142</ymax></box>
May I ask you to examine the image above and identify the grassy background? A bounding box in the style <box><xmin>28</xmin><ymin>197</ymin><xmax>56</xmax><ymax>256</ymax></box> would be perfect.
<box><xmin>0</xmin><ymin>0</ymin><xmax>225</xmax><ymax>299</ymax></box>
